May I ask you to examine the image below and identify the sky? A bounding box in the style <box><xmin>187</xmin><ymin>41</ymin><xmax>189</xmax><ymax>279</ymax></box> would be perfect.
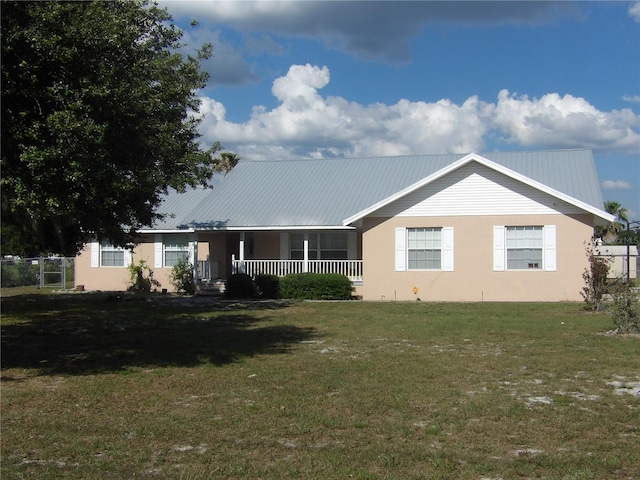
<box><xmin>159</xmin><ymin>0</ymin><xmax>640</xmax><ymax>220</ymax></box>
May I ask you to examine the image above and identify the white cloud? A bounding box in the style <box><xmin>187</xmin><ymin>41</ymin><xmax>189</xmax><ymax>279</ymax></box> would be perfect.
<box><xmin>629</xmin><ymin>2</ymin><xmax>640</xmax><ymax>22</ymax></box>
<box><xmin>197</xmin><ymin>64</ymin><xmax>640</xmax><ymax>161</ymax></box>
<box><xmin>493</xmin><ymin>90</ymin><xmax>640</xmax><ymax>153</ymax></box>
<box><xmin>602</xmin><ymin>180</ymin><xmax>633</xmax><ymax>190</ymax></box>
<box><xmin>623</xmin><ymin>95</ymin><xmax>640</xmax><ymax>104</ymax></box>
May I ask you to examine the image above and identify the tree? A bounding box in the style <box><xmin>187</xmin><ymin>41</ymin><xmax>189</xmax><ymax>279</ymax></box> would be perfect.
<box><xmin>598</xmin><ymin>201</ymin><xmax>629</xmax><ymax>244</ymax></box>
<box><xmin>1</xmin><ymin>1</ymin><xmax>220</xmax><ymax>256</ymax></box>
<box><xmin>213</xmin><ymin>152</ymin><xmax>241</xmax><ymax>175</ymax></box>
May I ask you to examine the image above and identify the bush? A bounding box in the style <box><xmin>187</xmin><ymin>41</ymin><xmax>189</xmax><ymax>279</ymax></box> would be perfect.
<box><xmin>580</xmin><ymin>243</ymin><xmax>611</xmax><ymax>311</ymax></box>
<box><xmin>128</xmin><ymin>260</ymin><xmax>160</xmax><ymax>293</ymax></box>
<box><xmin>169</xmin><ymin>259</ymin><xmax>195</xmax><ymax>295</ymax></box>
<box><xmin>254</xmin><ymin>274</ymin><xmax>280</xmax><ymax>299</ymax></box>
<box><xmin>225</xmin><ymin>273</ymin><xmax>258</xmax><ymax>299</ymax></box>
<box><xmin>608</xmin><ymin>281</ymin><xmax>640</xmax><ymax>334</ymax></box>
<box><xmin>280</xmin><ymin>273</ymin><xmax>353</xmax><ymax>300</ymax></box>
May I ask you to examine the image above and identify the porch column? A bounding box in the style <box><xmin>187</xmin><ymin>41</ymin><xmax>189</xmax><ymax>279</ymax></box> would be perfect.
<box><xmin>188</xmin><ymin>233</ymin><xmax>198</xmax><ymax>284</ymax></box>
<box><xmin>303</xmin><ymin>232</ymin><xmax>309</xmax><ymax>273</ymax></box>
<box><xmin>239</xmin><ymin>232</ymin><xmax>245</xmax><ymax>262</ymax></box>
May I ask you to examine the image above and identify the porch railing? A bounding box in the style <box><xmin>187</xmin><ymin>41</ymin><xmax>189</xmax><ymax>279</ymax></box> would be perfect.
<box><xmin>232</xmin><ymin>257</ymin><xmax>363</xmax><ymax>282</ymax></box>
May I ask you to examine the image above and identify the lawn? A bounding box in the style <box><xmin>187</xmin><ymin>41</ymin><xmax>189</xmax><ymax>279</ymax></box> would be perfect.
<box><xmin>1</xmin><ymin>293</ymin><xmax>638</xmax><ymax>479</ymax></box>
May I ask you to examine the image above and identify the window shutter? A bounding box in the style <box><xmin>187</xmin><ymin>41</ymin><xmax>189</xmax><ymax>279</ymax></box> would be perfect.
<box><xmin>90</xmin><ymin>242</ymin><xmax>99</xmax><ymax>268</ymax></box>
<box><xmin>493</xmin><ymin>226</ymin><xmax>505</xmax><ymax>271</ymax></box>
<box><xmin>347</xmin><ymin>231</ymin><xmax>357</xmax><ymax>260</ymax></box>
<box><xmin>395</xmin><ymin>227</ymin><xmax>406</xmax><ymax>272</ymax></box>
<box><xmin>125</xmin><ymin>249</ymin><xmax>133</xmax><ymax>267</ymax></box>
<box><xmin>442</xmin><ymin>227</ymin><xmax>454</xmax><ymax>271</ymax></box>
<box><xmin>544</xmin><ymin>225</ymin><xmax>557</xmax><ymax>272</ymax></box>
<box><xmin>154</xmin><ymin>234</ymin><xmax>163</xmax><ymax>268</ymax></box>
<box><xmin>280</xmin><ymin>233</ymin><xmax>289</xmax><ymax>260</ymax></box>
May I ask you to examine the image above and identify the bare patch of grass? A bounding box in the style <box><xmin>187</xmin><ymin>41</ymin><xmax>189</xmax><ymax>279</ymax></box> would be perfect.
<box><xmin>2</xmin><ymin>297</ymin><xmax>639</xmax><ymax>479</ymax></box>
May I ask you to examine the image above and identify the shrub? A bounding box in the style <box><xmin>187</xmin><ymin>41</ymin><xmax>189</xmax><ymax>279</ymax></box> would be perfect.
<box><xmin>169</xmin><ymin>259</ymin><xmax>195</xmax><ymax>295</ymax></box>
<box><xmin>580</xmin><ymin>243</ymin><xmax>611</xmax><ymax>311</ymax></box>
<box><xmin>128</xmin><ymin>260</ymin><xmax>160</xmax><ymax>293</ymax></box>
<box><xmin>608</xmin><ymin>281</ymin><xmax>640</xmax><ymax>333</ymax></box>
<box><xmin>255</xmin><ymin>274</ymin><xmax>280</xmax><ymax>299</ymax></box>
<box><xmin>224</xmin><ymin>273</ymin><xmax>258</xmax><ymax>299</ymax></box>
<box><xmin>280</xmin><ymin>273</ymin><xmax>353</xmax><ymax>300</ymax></box>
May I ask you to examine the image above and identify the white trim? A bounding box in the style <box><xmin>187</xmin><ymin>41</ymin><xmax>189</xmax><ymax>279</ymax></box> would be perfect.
<box><xmin>395</xmin><ymin>227</ymin><xmax>406</xmax><ymax>272</ymax></box>
<box><xmin>90</xmin><ymin>242</ymin><xmax>99</xmax><ymax>268</ymax></box>
<box><xmin>442</xmin><ymin>226</ymin><xmax>454</xmax><ymax>272</ymax></box>
<box><xmin>154</xmin><ymin>234</ymin><xmax>163</xmax><ymax>268</ymax></box>
<box><xmin>138</xmin><ymin>229</ymin><xmax>195</xmax><ymax>234</ymax></box>
<box><xmin>343</xmin><ymin>153</ymin><xmax>615</xmax><ymax>225</ymax></box>
<box><xmin>493</xmin><ymin>226</ymin><xmax>506</xmax><ymax>272</ymax></box>
<box><xmin>543</xmin><ymin>225</ymin><xmax>557</xmax><ymax>272</ymax></box>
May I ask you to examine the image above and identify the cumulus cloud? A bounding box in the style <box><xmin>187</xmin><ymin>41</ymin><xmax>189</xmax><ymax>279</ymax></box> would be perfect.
<box><xmin>162</xmin><ymin>1</ymin><xmax>582</xmax><ymax>63</ymax></box>
<box><xmin>602</xmin><ymin>180</ymin><xmax>633</xmax><ymax>190</ymax></box>
<box><xmin>493</xmin><ymin>90</ymin><xmax>640</xmax><ymax>152</ymax></box>
<box><xmin>629</xmin><ymin>2</ymin><xmax>640</xmax><ymax>22</ymax></box>
<box><xmin>196</xmin><ymin>64</ymin><xmax>640</xmax><ymax>160</ymax></box>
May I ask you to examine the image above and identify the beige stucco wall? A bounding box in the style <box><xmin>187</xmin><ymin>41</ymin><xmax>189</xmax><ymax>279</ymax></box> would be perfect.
<box><xmin>360</xmin><ymin>213</ymin><xmax>594</xmax><ymax>302</ymax></box>
<box><xmin>75</xmin><ymin>234</ymin><xmax>218</xmax><ymax>292</ymax></box>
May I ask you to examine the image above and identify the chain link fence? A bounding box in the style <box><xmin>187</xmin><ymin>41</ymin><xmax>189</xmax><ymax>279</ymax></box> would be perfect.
<box><xmin>1</xmin><ymin>256</ymin><xmax>75</xmax><ymax>289</ymax></box>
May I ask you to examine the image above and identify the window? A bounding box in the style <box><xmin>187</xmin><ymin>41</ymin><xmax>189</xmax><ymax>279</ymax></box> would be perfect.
<box><xmin>506</xmin><ymin>226</ymin><xmax>542</xmax><ymax>269</ymax></box>
<box><xmin>407</xmin><ymin>228</ymin><xmax>442</xmax><ymax>270</ymax></box>
<box><xmin>493</xmin><ymin>225</ymin><xmax>556</xmax><ymax>272</ymax></box>
<box><xmin>90</xmin><ymin>241</ymin><xmax>129</xmax><ymax>268</ymax></box>
<box><xmin>395</xmin><ymin>227</ymin><xmax>454</xmax><ymax>272</ymax></box>
<box><xmin>164</xmin><ymin>236</ymin><xmax>189</xmax><ymax>267</ymax></box>
<box><xmin>290</xmin><ymin>232</ymin><xmax>348</xmax><ymax>260</ymax></box>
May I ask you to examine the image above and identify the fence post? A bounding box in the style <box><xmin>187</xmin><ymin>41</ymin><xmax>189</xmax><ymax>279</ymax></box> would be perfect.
<box><xmin>39</xmin><ymin>256</ymin><xmax>44</xmax><ymax>288</ymax></box>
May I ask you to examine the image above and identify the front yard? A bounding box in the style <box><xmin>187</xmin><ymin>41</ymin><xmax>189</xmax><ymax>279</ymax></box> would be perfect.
<box><xmin>1</xmin><ymin>294</ymin><xmax>638</xmax><ymax>479</ymax></box>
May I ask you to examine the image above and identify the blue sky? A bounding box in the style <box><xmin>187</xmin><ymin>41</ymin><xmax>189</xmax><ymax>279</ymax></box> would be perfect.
<box><xmin>160</xmin><ymin>1</ymin><xmax>640</xmax><ymax>219</ymax></box>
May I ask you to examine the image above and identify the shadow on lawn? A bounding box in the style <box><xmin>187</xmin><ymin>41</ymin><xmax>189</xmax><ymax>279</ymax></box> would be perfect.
<box><xmin>1</xmin><ymin>293</ymin><xmax>317</xmax><ymax>376</ymax></box>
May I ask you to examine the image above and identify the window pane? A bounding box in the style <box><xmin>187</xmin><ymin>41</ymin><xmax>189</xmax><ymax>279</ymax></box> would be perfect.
<box><xmin>100</xmin><ymin>242</ymin><xmax>125</xmax><ymax>267</ymax></box>
<box><xmin>407</xmin><ymin>228</ymin><xmax>441</xmax><ymax>270</ymax></box>
<box><xmin>506</xmin><ymin>226</ymin><xmax>542</xmax><ymax>269</ymax></box>
<box><xmin>165</xmin><ymin>250</ymin><xmax>188</xmax><ymax>267</ymax></box>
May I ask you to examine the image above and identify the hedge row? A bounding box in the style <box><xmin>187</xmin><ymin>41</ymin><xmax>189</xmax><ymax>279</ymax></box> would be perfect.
<box><xmin>225</xmin><ymin>272</ymin><xmax>353</xmax><ymax>300</ymax></box>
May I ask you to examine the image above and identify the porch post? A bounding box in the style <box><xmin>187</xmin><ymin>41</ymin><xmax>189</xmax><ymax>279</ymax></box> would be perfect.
<box><xmin>239</xmin><ymin>232</ymin><xmax>245</xmax><ymax>262</ymax></box>
<box><xmin>188</xmin><ymin>233</ymin><xmax>198</xmax><ymax>284</ymax></box>
<box><xmin>303</xmin><ymin>232</ymin><xmax>309</xmax><ymax>273</ymax></box>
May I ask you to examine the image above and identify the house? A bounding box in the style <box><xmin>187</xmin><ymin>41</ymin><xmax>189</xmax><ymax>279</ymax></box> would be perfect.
<box><xmin>75</xmin><ymin>148</ymin><xmax>615</xmax><ymax>301</ymax></box>
<box><xmin>594</xmin><ymin>243</ymin><xmax>639</xmax><ymax>280</ymax></box>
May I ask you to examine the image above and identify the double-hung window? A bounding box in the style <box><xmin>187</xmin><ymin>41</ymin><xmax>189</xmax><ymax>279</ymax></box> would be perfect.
<box><xmin>407</xmin><ymin>228</ymin><xmax>442</xmax><ymax>270</ymax></box>
<box><xmin>90</xmin><ymin>241</ymin><xmax>130</xmax><ymax>268</ymax></box>
<box><xmin>506</xmin><ymin>226</ymin><xmax>543</xmax><ymax>269</ymax></box>
<box><xmin>164</xmin><ymin>236</ymin><xmax>189</xmax><ymax>267</ymax></box>
<box><xmin>395</xmin><ymin>227</ymin><xmax>454</xmax><ymax>272</ymax></box>
<box><xmin>493</xmin><ymin>225</ymin><xmax>556</xmax><ymax>271</ymax></box>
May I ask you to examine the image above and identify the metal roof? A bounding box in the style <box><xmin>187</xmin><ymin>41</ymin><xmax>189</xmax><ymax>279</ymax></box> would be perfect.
<box><xmin>149</xmin><ymin>148</ymin><xmax>610</xmax><ymax>231</ymax></box>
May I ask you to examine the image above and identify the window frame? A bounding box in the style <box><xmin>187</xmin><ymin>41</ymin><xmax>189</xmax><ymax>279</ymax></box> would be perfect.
<box><xmin>163</xmin><ymin>235</ymin><xmax>189</xmax><ymax>268</ymax></box>
<box><xmin>406</xmin><ymin>227</ymin><xmax>443</xmax><ymax>270</ymax></box>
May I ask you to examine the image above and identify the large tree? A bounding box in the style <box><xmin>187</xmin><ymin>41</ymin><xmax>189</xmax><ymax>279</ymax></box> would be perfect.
<box><xmin>1</xmin><ymin>0</ymin><xmax>220</xmax><ymax>256</ymax></box>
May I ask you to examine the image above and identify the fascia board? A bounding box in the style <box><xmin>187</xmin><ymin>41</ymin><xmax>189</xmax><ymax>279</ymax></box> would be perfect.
<box><xmin>343</xmin><ymin>152</ymin><xmax>616</xmax><ymax>225</ymax></box>
<box><xmin>223</xmin><ymin>225</ymin><xmax>356</xmax><ymax>231</ymax></box>
<box><xmin>137</xmin><ymin>228</ymin><xmax>195</xmax><ymax>234</ymax></box>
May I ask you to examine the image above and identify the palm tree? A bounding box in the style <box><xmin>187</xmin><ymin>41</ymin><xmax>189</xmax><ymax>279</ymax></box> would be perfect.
<box><xmin>213</xmin><ymin>152</ymin><xmax>240</xmax><ymax>175</ymax></box>
<box><xmin>600</xmin><ymin>200</ymin><xmax>629</xmax><ymax>243</ymax></box>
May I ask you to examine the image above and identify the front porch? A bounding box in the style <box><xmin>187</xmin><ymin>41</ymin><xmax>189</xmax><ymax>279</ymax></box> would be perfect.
<box><xmin>231</xmin><ymin>257</ymin><xmax>363</xmax><ymax>283</ymax></box>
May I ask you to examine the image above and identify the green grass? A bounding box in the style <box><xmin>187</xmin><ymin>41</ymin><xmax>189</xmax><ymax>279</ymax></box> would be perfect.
<box><xmin>2</xmin><ymin>294</ymin><xmax>639</xmax><ymax>479</ymax></box>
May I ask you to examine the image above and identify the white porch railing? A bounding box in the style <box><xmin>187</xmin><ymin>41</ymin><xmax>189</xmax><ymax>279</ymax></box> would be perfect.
<box><xmin>232</xmin><ymin>257</ymin><xmax>363</xmax><ymax>282</ymax></box>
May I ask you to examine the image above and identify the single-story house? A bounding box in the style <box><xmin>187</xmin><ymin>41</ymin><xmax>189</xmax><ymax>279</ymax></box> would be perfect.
<box><xmin>75</xmin><ymin>148</ymin><xmax>615</xmax><ymax>301</ymax></box>
<box><xmin>594</xmin><ymin>243</ymin><xmax>639</xmax><ymax>279</ymax></box>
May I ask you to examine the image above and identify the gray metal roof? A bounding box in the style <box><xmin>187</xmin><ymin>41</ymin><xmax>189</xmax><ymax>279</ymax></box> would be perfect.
<box><xmin>150</xmin><ymin>148</ymin><xmax>608</xmax><ymax>231</ymax></box>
